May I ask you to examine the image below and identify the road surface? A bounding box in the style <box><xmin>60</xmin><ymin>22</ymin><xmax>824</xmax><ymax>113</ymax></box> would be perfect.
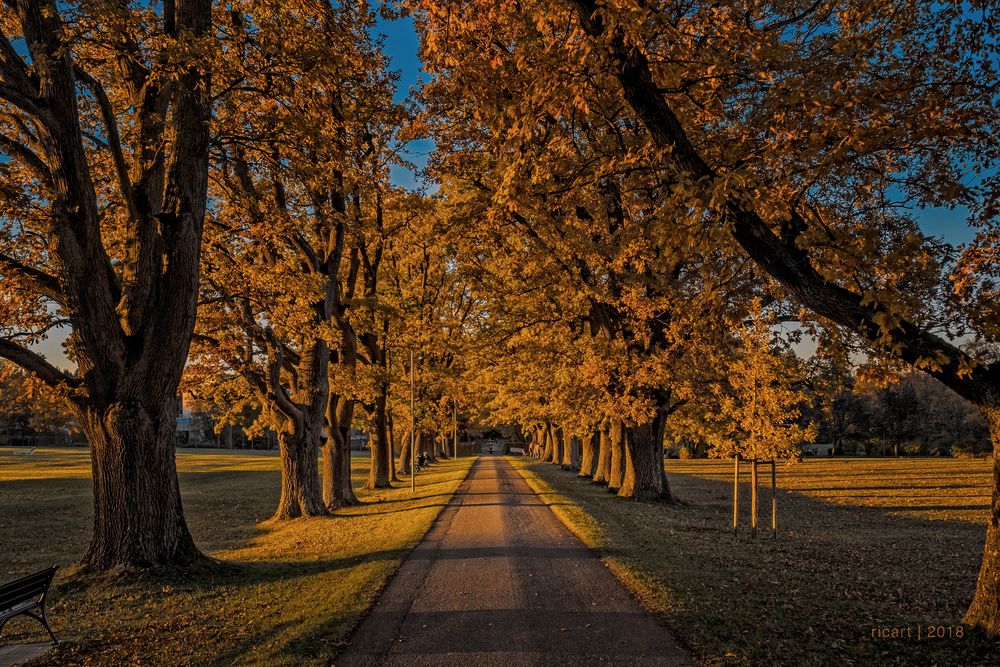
<box><xmin>337</xmin><ymin>455</ymin><xmax>692</xmax><ymax>666</ymax></box>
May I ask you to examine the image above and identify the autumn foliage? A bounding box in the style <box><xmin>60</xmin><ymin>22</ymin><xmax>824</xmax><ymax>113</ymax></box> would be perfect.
<box><xmin>1</xmin><ymin>0</ymin><xmax>999</xmax><ymax>638</ymax></box>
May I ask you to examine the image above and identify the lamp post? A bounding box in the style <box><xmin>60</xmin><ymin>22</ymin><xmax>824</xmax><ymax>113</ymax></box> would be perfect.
<box><xmin>453</xmin><ymin>400</ymin><xmax>458</xmax><ymax>458</ymax></box>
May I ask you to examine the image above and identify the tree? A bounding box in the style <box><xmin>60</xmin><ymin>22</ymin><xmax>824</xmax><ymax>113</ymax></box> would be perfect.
<box><xmin>0</xmin><ymin>0</ymin><xmax>212</xmax><ymax>569</ymax></box>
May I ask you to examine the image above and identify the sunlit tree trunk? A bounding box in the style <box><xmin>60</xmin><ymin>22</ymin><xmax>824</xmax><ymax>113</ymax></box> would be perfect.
<box><xmin>80</xmin><ymin>398</ymin><xmax>201</xmax><ymax>568</ymax></box>
<box><xmin>365</xmin><ymin>393</ymin><xmax>391</xmax><ymax>489</ymax></box>
<box><xmin>608</xmin><ymin>419</ymin><xmax>626</xmax><ymax>492</ymax></box>
<box><xmin>620</xmin><ymin>411</ymin><xmax>672</xmax><ymax>501</ymax></box>
<box><xmin>593</xmin><ymin>423</ymin><xmax>611</xmax><ymax>485</ymax></box>
<box><xmin>397</xmin><ymin>427</ymin><xmax>412</xmax><ymax>475</ymax></box>
<box><xmin>324</xmin><ymin>393</ymin><xmax>358</xmax><ymax>508</ymax></box>
<box><xmin>562</xmin><ymin>432</ymin><xmax>579</xmax><ymax>470</ymax></box>
<box><xmin>540</xmin><ymin>423</ymin><xmax>553</xmax><ymax>461</ymax></box>
<box><xmin>273</xmin><ymin>427</ymin><xmax>326</xmax><ymax>519</ymax></box>
<box><xmin>579</xmin><ymin>430</ymin><xmax>598</xmax><ymax>478</ymax></box>
<box><xmin>549</xmin><ymin>424</ymin><xmax>563</xmax><ymax>464</ymax></box>
<box><xmin>387</xmin><ymin>412</ymin><xmax>400</xmax><ymax>482</ymax></box>
<box><xmin>965</xmin><ymin>408</ymin><xmax>1000</xmax><ymax>634</ymax></box>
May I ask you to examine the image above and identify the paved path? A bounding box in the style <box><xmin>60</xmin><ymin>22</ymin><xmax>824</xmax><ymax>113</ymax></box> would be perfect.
<box><xmin>338</xmin><ymin>456</ymin><xmax>692</xmax><ymax>666</ymax></box>
<box><xmin>0</xmin><ymin>642</ymin><xmax>50</xmax><ymax>667</ymax></box>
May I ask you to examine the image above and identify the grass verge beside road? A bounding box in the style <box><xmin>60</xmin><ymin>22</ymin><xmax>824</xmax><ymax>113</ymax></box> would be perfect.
<box><xmin>0</xmin><ymin>448</ymin><xmax>474</xmax><ymax>666</ymax></box>
<box><xmin>511</xmin><ymin>456</ymin><xmax>998</xmax><ymax>666</ymax></box>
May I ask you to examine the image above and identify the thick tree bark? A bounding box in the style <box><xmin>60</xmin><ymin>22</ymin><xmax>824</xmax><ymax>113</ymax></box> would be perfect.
<box><xmin>965</xmin><ymin>408</ymin><xmax>1000</xmax><ymax>635</ymax></box>
<box><xmin>593</xmin><ymin>423</ymin><xmax>611</xmax><ymax>485</ymax></box>
<box><xmin>608</xmin><ymin>419</ymin><xmax>626</xmax><ymax>492</ymax></box>
<box><xmin>274</xmin><ymin>428</ymin><xmax>326</xmax><ymax>519</ymax></box>
<box><xmin>579</xmin><ymin>430</ymin><xmax>598</xmax><ymax>478</ymax></box>
<box><xmin>619</xmin><ymin>412</ymin><xmax>672</xmax><ymax>501</ymax></box>
<box><xmin>80</xmin><ymin>399</ymin><xmax>201</xmax><ymax>569</ymax></box>
<box><xmin>365</xmin><ymin>394</ymin><xmax>391</xmax><ymax>489</ymax></box>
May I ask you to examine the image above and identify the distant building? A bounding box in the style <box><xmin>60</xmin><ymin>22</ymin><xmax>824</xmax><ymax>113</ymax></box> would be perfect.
<box><xmin>800</xmin><ymin>442</ymin><xmax>835</xmax><ymax>457</ymax></box>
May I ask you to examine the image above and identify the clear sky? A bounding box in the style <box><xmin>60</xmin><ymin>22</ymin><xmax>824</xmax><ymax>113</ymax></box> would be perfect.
<box><xmin>375</xmin><ymin>15</ymin><xmax>434</xmax><ymax>191</ymax></box>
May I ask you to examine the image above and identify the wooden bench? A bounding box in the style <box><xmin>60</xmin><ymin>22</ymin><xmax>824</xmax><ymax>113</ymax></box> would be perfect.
<box><xmin>0</xmin><ymin>567</ymin><xmax>58</xmax><ymax>644</ymax></box>
<box><xmin>509</xmin><ymin>447</ymin><xmax>527</xmax><ymax>458</ymax></box>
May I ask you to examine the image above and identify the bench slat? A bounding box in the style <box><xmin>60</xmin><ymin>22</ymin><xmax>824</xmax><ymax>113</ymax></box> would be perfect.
<box><xmin>0</xmin><ymin>568</ymin><xmax>56</xmax><ymax>610</ymax></box>
<box><xmin>0</xmin><ymin>599</ymin><xmax>39</xmax><ymax>619</ymax></box>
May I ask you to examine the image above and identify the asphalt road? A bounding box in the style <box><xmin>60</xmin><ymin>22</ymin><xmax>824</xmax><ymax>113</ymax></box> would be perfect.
<box><xmin>337</xmin><ymin>455</ymin><xmax>692</xmax><ymax>666</ymax></box>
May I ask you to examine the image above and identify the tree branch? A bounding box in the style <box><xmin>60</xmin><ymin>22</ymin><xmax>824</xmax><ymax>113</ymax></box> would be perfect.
<box><xmin>0</xmin><ymin>133</ymin><xmax>53</xmax><ymax>187</ymax></box>
<box><xmin>0</xmin><ymin>252</ymin><xmax>64</xmax><ymax>304</ymax></box>
<box><xmin>74</xmin><ymin>65</ymin><xmax>137</xmax><ymax>220</ymax></box>
<box><xmin>0</xmin><ymin>338</ymin><xmax>78</xmax><ymax>388</ymax></box>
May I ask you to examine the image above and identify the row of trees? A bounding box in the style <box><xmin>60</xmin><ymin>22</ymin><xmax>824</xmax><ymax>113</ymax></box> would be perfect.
<box><xmin>0</xmin><ymin>0</ymin><xmax>998</xmax><ymax>635</ymax></box>
<box><xmin>409</xmin><ymin>0</ymin><xmax>1000</xmax><ymax>634</ymax></box>
<box><xmin>0</xmin><ymin>0</ymin><xmax>465</xmax><ymax>567</ymax></box>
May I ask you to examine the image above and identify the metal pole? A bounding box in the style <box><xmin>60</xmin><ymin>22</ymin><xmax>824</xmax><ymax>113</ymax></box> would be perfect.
<box><xmin>410</xmin><ymin>349</ymin><xmax>416</xmax><ymax>493</ymax></box>
<box><xmin>453</xmin><ymin>400</ymin><xmax>458</xmax><ymax>458</ymax></box>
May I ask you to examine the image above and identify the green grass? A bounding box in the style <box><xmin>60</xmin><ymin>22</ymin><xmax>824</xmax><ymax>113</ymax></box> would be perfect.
<box><xmin>0</xmin><ymin>447</ymin><xmax>474</xmax><ymax>666</ymax></box>
<box><xmin>511</xmin><ymin>456</ymin><xmax>999</xmax><ymax>666</ymax></box>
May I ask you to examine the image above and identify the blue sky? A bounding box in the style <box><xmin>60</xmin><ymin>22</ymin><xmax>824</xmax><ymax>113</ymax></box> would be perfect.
<box><xmin>375</xmin><ymin>15</ymin><xmax>434</xmax><ymax>191</ymax></box>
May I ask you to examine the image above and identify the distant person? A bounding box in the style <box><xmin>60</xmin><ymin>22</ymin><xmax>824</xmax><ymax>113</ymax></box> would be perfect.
<box><xmin>417</xmin><ymin>452</ymin><xmax>429</xmax><ymax>469</ymax></box>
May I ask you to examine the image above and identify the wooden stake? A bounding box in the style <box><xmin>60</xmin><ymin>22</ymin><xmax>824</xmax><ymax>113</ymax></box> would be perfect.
<box><xmin>771</xmin><ymin>459</ymin><xmax>777</xmax><ymax>539</ymax></box>
<box><xmin>733</xmin><ymin>456</ymin><xmax>740</xmax><ymax>536</ymax></box>
<box><xmin>751</xmin><ymin>459</ymin><xmax>758</xmax><ymax>540</ymax></box>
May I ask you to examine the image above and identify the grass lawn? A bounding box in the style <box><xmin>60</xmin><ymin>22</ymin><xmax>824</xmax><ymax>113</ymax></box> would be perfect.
<box><xmin>0</xmin><ymin>447</ymin><xmax>474</xmax><ymax>666</ymax></box>
<box><xmin>511</xmin><ymin>456</ymin><xmax>999</xmax><ymax>666</ymax></box>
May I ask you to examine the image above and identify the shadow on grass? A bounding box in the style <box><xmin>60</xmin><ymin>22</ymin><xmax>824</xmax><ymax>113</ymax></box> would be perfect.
<box><xmin>519</xmin><ymin>460</ymin><xmax>999</xmax><ymax>666</ymax></box>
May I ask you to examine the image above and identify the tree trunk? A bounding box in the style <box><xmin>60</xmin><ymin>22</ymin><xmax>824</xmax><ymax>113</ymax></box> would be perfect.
<box><xmin>593</xmin><ymin>423</ymin><xmax>611</xmax><ymax>485</ymax></box>
<box><xmin>81</xmin><ymin>400</ymin><xmax>202</xmax><ymax>569</ymax></box>
<box><xmin>365</xmin><ymin>394</ymin><xmax>391</xmax><ymax>489</ymax></box>
<box><xmin>324</xmin><ymin>395</ymin><xmax>358</xmax><ymax>508</ymax></box>
<box><xmin>549</xmin><ymin>424</ymin><xmax>563</xmax><ymax>464</ymax></box>
<box><xmin>387</xmin><ymin>411</ymin><xmax>400</xmax><ymax>482</ymax></box>
<box><xmin>608</xmin><ymin>419</ymin><xmax>626</xmax><ymax>493</ymax></box>
<box><xmin>751</xmin><ymin>460</ymin><xmax>759</xmax><ymax>539</ymax></box>
<box><xmin>397</xmin><ymin>427</ymin><xmax>412</xmax><ymax>475</ymax></box>
<box><xmin>561</xmin><ymin>432</ymin><xmax>576</xmax><ymax>470</ymax></box>
<box><xmin>541</xmin><ymin>424</ymin><xmax>553</xmax><ymax>461</ymax></box>
<box><xmin>568</xmin><ymin>434</ymin><xmax>581</xmax><ymax>470</ymax></box>
<box><xmin>273</xmin><ymin>428</ymin><xmax>326</xmax><ymax>520</ymax></box>
<box><xmin>619</xmin><ymin>412</ymin><xmax>672</xmax><ymax>501</ymax></box>
<box><xmin>420</xmin><ymin>432</ymin><xmax>435</xmax><ymax>462</ymax></box>
<box><xmin>964</xmin><ymin>408</ymin><xmax>1000</xmax><ymax>635</ymax></box>
<box><xmin>579</xmin><ymin>431</ymin><xmax>598</xmax><ymax>478</ymax></box>
<box><xmin>436</xmin><ymin>432</ymin><xmax>449</xmax><ymax>459</ymax></box>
